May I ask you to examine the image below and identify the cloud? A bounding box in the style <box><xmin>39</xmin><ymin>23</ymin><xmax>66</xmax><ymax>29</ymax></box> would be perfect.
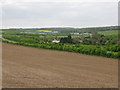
<box><xmin>1</xmin><ymin>1</ymin><xmax>118</xmax><ymax>28</ymax></box>
<box><xmin>1</xmin><ymin>0</ymin><xmax>119</xmax><ymax>3</ymax></box>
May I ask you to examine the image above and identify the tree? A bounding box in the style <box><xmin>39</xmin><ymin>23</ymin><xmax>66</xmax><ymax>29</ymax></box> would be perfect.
<box><xmin>60</xmin><ymin>35</ymin><xmax>73</xmax><ymax>44</ymax></box>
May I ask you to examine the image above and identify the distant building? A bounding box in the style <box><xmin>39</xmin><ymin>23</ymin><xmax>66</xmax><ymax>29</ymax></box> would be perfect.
<box><xmin>38</xmin><ymin>33</ymin><xmax>45</xmax><ymax>34</ymax></box>
<box><xmin>20</xmin><ymin>32</ymin><xmax>34</xmax><ymax>34</ymax></box>
<box><xmin>52</xmin><ymin>39</ymin><xmax>60</xmax><ymax>43</ymax></box>
<box><xmin>79</xmin><ymin>40</ymin><xmax>83</xmax><ymax>43</ymax></box>
<box><xmin>70</xmin><ymin>33</ymin><xmax>79</xmax><ymax>35</ymax></box>
<box><xmin>80</xmin><ymin>32</ymin><xmax>92</xmax><ymax>35</ymax></box>
<box><xmin>117</xmin><ymin>40</ymin><xmax>120</xmax><ymax>44</ymax></box>
<box><xmin>53</xmin><ymin>31</ymin><xmax>58</xmax><ymax>33</ymax></box>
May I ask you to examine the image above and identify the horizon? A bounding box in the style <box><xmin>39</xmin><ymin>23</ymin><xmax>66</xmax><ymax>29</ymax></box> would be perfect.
<box><xmin>1</xmin><ymin>25</ymin><xmax>118</xmax><ymax>29</ymax></box>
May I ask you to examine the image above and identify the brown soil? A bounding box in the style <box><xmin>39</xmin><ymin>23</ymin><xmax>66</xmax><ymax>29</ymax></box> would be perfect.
<box><xmin>2</xmin><ymin>43</ymin><xmax>118</xmax><ymax>88</ymax></box>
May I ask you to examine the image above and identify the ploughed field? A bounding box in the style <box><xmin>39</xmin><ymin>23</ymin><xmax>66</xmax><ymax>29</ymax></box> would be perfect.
<box><xmin>2</xmin><ymin>43</ymin><xmax>118</xmax><ymax>88</ymax></box>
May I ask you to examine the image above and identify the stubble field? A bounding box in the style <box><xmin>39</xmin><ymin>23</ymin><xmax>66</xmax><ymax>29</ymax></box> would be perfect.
<box><xmin>2</xmin><ymin>43</ymin><xmax>118</xmax><ymax>88</ymax></box>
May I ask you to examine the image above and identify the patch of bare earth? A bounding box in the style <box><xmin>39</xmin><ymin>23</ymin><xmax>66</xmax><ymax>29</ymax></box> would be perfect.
<box><xmin>2</xmin><ymin>43</ymin><xmax>118</xmax><ymax>88</ymax></box>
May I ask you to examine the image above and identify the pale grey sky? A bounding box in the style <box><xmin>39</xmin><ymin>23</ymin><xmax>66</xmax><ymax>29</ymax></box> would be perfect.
<box><xmin>0</xmin><ymin>0</ymin><xmax>119</xmax><ymax>28</ymax></box>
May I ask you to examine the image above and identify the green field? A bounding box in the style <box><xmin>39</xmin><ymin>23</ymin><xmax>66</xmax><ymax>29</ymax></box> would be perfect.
<box><xmin>98</xmin><ymin>30</ymin><xmax>118</xmax><ymax>36</ymax></box>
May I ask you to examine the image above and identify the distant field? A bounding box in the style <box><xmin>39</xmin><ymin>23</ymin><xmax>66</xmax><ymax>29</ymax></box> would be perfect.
<box><xmin>98</xmin><ymin>30</ymin><xmax>118</xmax><ymax>36</ymax></box>
<box><xmin>37</xmin><ymin>30</ymin><xmax>53</xmax><ymax>32</ymax></box>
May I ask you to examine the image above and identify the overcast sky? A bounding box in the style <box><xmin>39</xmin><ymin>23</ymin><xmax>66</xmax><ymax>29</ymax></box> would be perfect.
<box><xmin>0</xmin><ymin>0</ymin><xmax>119</xmax><ymax>29</ymax></box>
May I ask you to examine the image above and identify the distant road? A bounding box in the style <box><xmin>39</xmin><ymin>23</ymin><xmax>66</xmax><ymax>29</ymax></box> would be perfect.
<box><xmin>2</xmin><ymin>43</ymin><xmax>118</xmax><ymax>88</ymax></box>
<box><xmin>2</xmin><ymin>37</ymin><xmax>15</xmax><ymax>43</ymax></box>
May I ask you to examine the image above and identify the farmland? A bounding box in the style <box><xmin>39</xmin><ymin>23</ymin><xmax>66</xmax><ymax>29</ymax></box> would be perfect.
<box><xmin>2</xmin><ymin>43</ymin><xmax>118</xmax><ymax>88</ymax></box>
<box><xmin>37</xmin><ymin>30</ymin><xmax>53</xmax><ymax>32</ymax></box>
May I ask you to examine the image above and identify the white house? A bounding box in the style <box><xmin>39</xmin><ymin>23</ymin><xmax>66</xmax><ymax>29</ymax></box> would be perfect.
<box><xmin>52</xmin><ymin>39</ymin><xmax>60</xmax><ymax>43</ymax></box>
